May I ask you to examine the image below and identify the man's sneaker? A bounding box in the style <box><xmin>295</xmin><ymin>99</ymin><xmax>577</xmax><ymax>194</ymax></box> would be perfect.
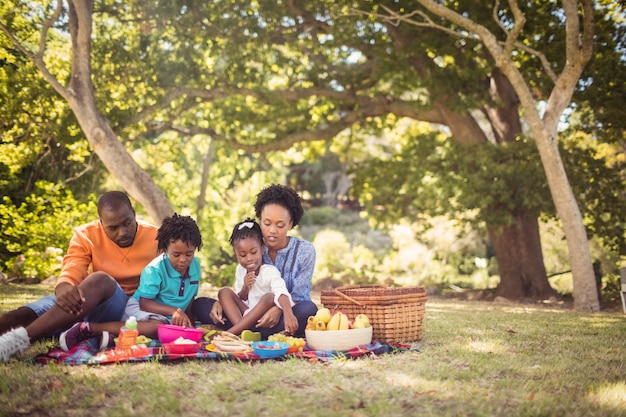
<box><xmin>0</xmin><ymin>327</ymin><xmax>30</xmax><ymax>362</ymax></box>
<box><xmin>59</xmin><ymin>322</ymin><xmax>113</xmax><ymax>351</ymax></box>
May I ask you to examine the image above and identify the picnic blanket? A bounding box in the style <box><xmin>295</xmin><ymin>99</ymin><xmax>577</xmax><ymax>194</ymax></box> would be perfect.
<box><xmin>30</xmin><ymin>339</ymin><xmax>419</xmax><ymax>366</ymax></box>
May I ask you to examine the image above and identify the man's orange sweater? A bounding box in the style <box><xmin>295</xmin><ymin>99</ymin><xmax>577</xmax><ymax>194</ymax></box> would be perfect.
<box><xmin>55</xmin><ymin>219</ymin><xmax>159</xmax><ymax>296</ymax></box>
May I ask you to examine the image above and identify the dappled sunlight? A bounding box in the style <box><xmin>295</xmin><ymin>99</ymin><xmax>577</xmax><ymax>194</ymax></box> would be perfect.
<box><xmin>579</xmin><ymin>315</ymin><xmax>626</xmax><ymax>328</ymax></box>
<box><xmin>587</xmin><ymin>381</ymin><xmax>626</xmax><ymax>411</ymax></box>
<box><xmin>382</xmin><ymin>369</ymin><xmax>445</xmax><ymax>392</ymax></box>
<box><xmin>466</xmin><ymin>339</ymin><xmax>508</xmax><ymax>354</ymax></box>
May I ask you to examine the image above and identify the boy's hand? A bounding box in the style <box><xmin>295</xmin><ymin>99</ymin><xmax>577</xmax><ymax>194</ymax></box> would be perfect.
<box><xmin>172</xmin><ymin>308</ymin><xmax>193</xmax><ymax>327</ymax></box>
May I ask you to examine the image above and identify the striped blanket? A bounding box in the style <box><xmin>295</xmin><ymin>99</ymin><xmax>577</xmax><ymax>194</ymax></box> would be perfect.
<box><xmin>31</xmin><ymin>339</ymin><xmax>418</xmax><ymax>366</ymax></box>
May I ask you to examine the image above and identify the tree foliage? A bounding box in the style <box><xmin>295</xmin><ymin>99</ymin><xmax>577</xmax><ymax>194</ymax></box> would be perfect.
<box><xmin>0</xmin><ymin>1</ymin><xmax>624</xmax><ymax>306</ymax></box>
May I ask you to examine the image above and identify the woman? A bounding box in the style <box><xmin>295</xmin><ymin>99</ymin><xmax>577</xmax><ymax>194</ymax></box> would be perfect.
<box><xmin>193</xmin><ymin>184</ymin><xmax>318</xmax><ymax>338</ymax></box>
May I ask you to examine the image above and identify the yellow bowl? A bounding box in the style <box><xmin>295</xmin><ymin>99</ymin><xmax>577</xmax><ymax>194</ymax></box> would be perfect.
<box><xmin>305</xmin><ymin>327</ymin><xmax>373</xmax><ymax>351</ymax></box>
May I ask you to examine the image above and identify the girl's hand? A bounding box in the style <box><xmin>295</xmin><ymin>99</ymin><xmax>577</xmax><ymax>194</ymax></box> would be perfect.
<box><xmin>283</xmin><ymin>311</ymin><xmax>298</xmax><ymax>336</ymax></box>
<box><xmin>256</xmin><ymin>306</ymin><xmax>281</xmax><ymax>328</ymax></box>
<box><xmin>209</xmin><ymin>300</ymin><xmax>225</xmax><ymax>325</ymax></box>
<box><xmin>243</xmin><ymin>271</ymin><xmax>256</xmax><ymax>289</ymax></box>
<box><xmin>172</xmin><ymin>308</ymin><xmax>193</xmax><ymax>327</ymax></box>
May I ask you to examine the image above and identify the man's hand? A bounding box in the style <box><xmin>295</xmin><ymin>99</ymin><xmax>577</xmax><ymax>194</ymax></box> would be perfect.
<box><xmin>54</xmin><ymin>283</ymin><xmax>85</xmax><ymax>316</ymax></box>
<box><xmin>256</xmin><ymin>306</ymin><xmax>281</xmax><ymax>328</ymax></box>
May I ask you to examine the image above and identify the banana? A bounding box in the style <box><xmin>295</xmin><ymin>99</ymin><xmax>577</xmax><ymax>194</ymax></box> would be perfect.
<box><xmin>327</xmin><ymin>313</ymin><xmax>341</xmax><ymax>331</ymax></box>
<box><xmin>338</xmin><ymin>313</ymin><xmax>349</xmax><ymax>330</ymax></box>
<box><xmin>306</xmin><ymin>316</ymin><xmax>318</xmax><ymax>330</ymax></box>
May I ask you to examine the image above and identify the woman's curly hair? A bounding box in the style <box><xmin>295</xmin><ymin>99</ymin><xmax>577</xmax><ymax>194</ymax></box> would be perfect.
<box><xmin>254</xmin><ymin>184</ymin><xmax>304</xmax><ymax>227</ymax></box>
<box><xmin>156</xmin><ymin>213</ymin><xmax>203</xmax><ymax>252</ymax></box>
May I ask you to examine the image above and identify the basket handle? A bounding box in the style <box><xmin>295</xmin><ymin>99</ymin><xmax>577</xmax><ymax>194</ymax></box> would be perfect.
<box><xmin>333</xmin><ymin>284</ymin><xmax>386</xmax><ymax>306</ymax></box>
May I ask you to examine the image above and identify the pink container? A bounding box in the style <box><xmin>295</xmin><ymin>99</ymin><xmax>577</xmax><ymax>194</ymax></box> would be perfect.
<box><xmin>157</xmin><ymin>324</ymin><xmax>203</xmax><ymax>344</ymax></box>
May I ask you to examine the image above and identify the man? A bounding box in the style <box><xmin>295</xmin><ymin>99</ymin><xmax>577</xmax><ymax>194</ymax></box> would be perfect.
<box><xmin>0</xmin><ymin>191</ymin><xmax>159</xmax><ymax>362</ymax></box>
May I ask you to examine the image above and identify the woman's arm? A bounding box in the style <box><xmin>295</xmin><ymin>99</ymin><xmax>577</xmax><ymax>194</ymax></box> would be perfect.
<box><xmin>288</xmin><ymin>240</ymin><xmax>316</xmax><ymax>302</ymax></box>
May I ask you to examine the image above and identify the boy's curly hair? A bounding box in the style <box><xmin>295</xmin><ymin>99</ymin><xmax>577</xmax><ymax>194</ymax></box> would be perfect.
<box><xmin>156</xmin><ymin>213</ymin><xmax>203</xmax><ymax>252</ymax></box>
<box><xmin>229</xmin><ymin>218</ymin><xmax>263</xmax><ymax>247</ymax></box>
<box><xmin>254</xmin><ymin>184</ymin><xmax>304</xmax><ymax>227</ymax></box>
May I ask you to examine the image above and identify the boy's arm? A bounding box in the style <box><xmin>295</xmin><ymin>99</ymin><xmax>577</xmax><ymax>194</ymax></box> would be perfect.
<box><xmin>139</xmin><ymin>297</ymin><xmax>193</xmax><ymax>327</ymax></box>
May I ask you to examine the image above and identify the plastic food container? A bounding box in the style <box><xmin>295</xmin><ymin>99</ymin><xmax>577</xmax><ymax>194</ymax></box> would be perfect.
<box><xmin>162</xmin><ymin>341</ymin><xmax>201</xmax><ymax>355</ymax></box>
<box><xmin>305</xmin><ymin>327</ymin><xmax>373</xmax><ymax>351</ymax></box>
<box><xmin>157</xmin><ymin>324</ymin><xmax>204</xmax><ymax>344</ymax></box>
<box><xmin>251</xmin><ymin>341</ymin><xmax>289</xmax><ymax>359</ymax></box>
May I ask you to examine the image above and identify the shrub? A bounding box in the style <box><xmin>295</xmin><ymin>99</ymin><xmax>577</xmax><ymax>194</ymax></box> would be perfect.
<box><xmin>0</xmin><ymin>182</ymin><xmax>96</xmax><ymax>279</ymax></box>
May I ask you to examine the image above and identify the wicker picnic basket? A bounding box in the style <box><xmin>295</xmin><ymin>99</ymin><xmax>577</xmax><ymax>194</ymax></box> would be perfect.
<box><xmin>320</xmin><ymin>285</ymin><xmax>427</xmax><ymax>343</ymax></box>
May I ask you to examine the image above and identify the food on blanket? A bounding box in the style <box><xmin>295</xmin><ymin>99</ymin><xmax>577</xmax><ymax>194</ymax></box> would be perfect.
<box><xmin>326</xmin><ymin>312</ymin><xmax>349</xmax><ymax>331</ymax></box>
<box><xmin>306</xmin><ymin>315</ymin><xmax>318</xmax><ymax>330</ymax></box>
<box><xmin>241</xmin><ymin>330</ymin><xmax>262</xmax><ymax>342</ymax></box>
<box><xmin>314</xmin><ymin>308</ymin><xmax>332</xmax><ymax>324</ymax></box>
<box><xmin>136</xmin><ymin>335</ymin><xmax>152</xmax><ymax>345</ymax></box>
<box><xmin>113</xmin><ymin>335</ymin><xmax>152</xmax><ymax>345</ymax></box>
<box><xmin>305</xmin><ymin>326</ymin><xmax>373</xmax><ymax>351</ymax></box>
<box><xmin>268</xmin><ymin>334</ymin><xmax>306</xmax><ymax>352</ymax></box>
<box><xmin>353</xmin><ymin>314</ymin><xmax>371</xmax><ymax>329</ymax></box>
<box><xmin>310</xmin><ymin>312</ymin><xmax>369</xmax><ymax>332</ymax></box>
<box><xmin>211</xmin><ymin>332</ymin><xmax>253</xmax><ymax>352</ymax></box>
<box><xmin>173</xmin><ymin>337</ymin><xmax>197</xmax><ymax>345</ymax></box>
<box><xmin>163</xmin><ymin>340</ymin><xmax>201</xmax><ymax>355</ymax></box>
<box><xmin>252</xmin><ymin>341</ymin><xmax>289</xmax><ymax>358</ymax></box>
<box><xmin>202</xmin><ymin>329</ymin><xmax>220</xmax><ymax>342</ymax></box>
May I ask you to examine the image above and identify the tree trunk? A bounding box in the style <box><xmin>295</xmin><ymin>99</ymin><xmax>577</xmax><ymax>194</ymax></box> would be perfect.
<box><xmin>64</xmin><ymin>0</ymin><xmax>173</xmax><ymax>224</ymax></box>
<box><xmin>438</xmin><ymin>69</ymin><xmax>554</xmax><ymax>302</ymax></box>
<box><xmin>487</xmin><ymin>214</ymin><xmax>557</xmax><ymax>300</ymax></box>
<box><xmin>414</xmin><ymin>0</ymin><xmax>599</xmax><ymax>310</ymax></box>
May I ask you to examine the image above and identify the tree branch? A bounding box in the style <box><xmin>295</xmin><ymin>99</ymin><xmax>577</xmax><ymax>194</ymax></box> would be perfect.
<box><xmin>351</xmin><ymin>5</ymin><xmax>479</xmax><ymax>41</ymax></box>
<box><xmin>0</xmin><ymin>0</ymin><xmax>68</xmax><ymax>99</ymax></box>
<box><xmin>504</xmin><ymin>0</ymin><xmax>526</xmax><ymax>58</ymax></box>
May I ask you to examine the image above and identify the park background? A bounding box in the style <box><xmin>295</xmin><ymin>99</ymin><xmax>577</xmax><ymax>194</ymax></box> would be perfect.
<box><xmin>0</xmin><ymin>1</ymin><xmax>625</xmax><ymax>311</ymax></box>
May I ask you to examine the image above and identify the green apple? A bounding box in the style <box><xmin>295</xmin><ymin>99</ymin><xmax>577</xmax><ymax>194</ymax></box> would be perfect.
<box><xmin>315</xmin><ymin>307</ymin><xmax>332</xmax><ymax>324</ymax></box>
<box><xmin>354</xmin><ymin>314</ymin><xmax>370</xmax><ymax>326</ymax></box>
<box><xmin>352</xmin><ymin>319</ymin><xmax>367</xmax><ymax>329</ymax></box>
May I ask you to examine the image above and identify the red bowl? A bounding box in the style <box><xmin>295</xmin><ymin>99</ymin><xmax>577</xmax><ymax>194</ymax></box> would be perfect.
<box><xmin>162</xmin><ymin>341</ymin><xmax>201</xmax><ymax>355</ymax></box>
<box><xmin>157</xmin><ymin>324</ymin><xmax>203</xmax><ymax>344</ymax></box>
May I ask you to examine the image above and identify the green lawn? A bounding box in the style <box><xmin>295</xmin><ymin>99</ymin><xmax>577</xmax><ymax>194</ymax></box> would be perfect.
<box><xmin>1</xmin><ymin>283</ymin><xmax>625</xmax><ymax>417</ymax></box>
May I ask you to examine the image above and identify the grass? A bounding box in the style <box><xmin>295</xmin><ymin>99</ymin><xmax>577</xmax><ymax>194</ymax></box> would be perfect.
<box><xmin>1</xmin><ymin>283</ymin><xmax>625</xmax><ymax>417</ymax></box>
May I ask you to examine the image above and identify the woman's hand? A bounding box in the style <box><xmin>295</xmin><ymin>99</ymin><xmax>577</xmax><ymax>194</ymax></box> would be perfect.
<box><xmin>256</xmin><ymin>306</ymin><xmax>281</xmax><ymax>328</ymax></box>
<box><xmin>54</xmin><ymin>283</ymin><xmax>85</xmax><ymax>316</ymax></box>
<box><xmin>172</xmin><ymin>308</ymin><xmax>193</xmax><ymax>327</ymax></box>
<box><xmin>209</xmin><ymin>300</ymin><xmax>225</xmax><ymax>325</ymax></box>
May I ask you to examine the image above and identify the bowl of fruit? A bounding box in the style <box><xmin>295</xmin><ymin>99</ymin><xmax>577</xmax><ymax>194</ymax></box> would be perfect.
<box><xmin>305</xmin><ymin>310</ymin><xmax>373</xmax><ymax>351</ymax></box>
<box><xmin>268</xmin><ymin>334</ymin><xmax>306</xmax><ymax>353</ymax></box>
<box><xmin>251</xmin><ymin>341</ymin><xmax>289</xmax><ymax>359</ymax></box>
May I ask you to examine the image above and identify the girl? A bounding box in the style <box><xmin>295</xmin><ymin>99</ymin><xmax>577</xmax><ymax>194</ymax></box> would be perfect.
<box><xmin>58</xmin><ymin>213</ymin><xmax>203</xmax><ymax>351</ymax></box>
<box><xmin>193</xmin><ymin>184</ymin><xmax>317</xmax><ymax>338</ymax></box>
<box><xmin>218</xmin><ymin>219</ymin><xmax>297</xmax><ymax>336</ymax></box>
